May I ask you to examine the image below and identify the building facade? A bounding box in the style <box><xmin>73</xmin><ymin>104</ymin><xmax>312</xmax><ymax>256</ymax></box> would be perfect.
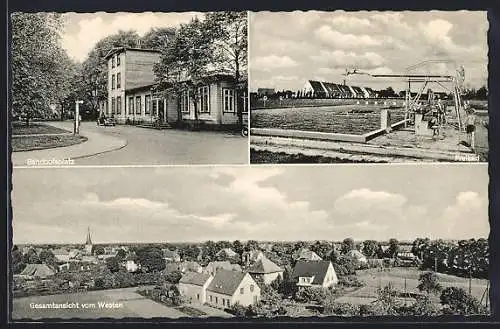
<box><xmin>104</xmin><ymin>47</ymin><xmax>248</xmax><ymax>128</ymax></box>
<box><xmin>205</xmin><ymin>270</ymin><xmax>261</xmax><ymax>308</ymax></box>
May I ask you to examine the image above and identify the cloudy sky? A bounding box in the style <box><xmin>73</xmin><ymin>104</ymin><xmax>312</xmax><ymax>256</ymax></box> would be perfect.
<box><xmin>11</xmin><ymin>165</ymin><xmax>488</xmax><ymax>244</ymax></box>
<box><xmin>249</xmin><ymin>11</ymin><xmax>488</xmax><ymax>92</ymax></box>
<box><xmin>60</xmin><ymin>12</ymin><xmax>200</xmax><ymax>62</ymax></box>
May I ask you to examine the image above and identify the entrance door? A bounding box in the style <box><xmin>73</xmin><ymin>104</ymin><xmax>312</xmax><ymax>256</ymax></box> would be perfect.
<box><xmin>158</xmin><ymin>99</ymin><xmax>165</xmax><ymax>123</ymax></box>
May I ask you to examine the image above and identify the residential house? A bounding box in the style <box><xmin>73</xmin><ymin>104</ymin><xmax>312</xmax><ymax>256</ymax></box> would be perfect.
<box><xmin>165</xmin><ymin>261</ymin><xmax>203</xmax><ymax>274</ymax></box>
<box><xmin>293</xmin><ymin>248</ymin><xmax>323</xmax><ymax>261</ymax></box>
<box><xmin>124</xmin><ymin>254</ymin><xmax>139</xmax><ymax>273</ymax></box>
<box><xmin>347</xmin><ymin>250</ymin><xmax>368</xmax><ymax>264</ymax></box>
<box><xmin>52</xmin><ymin>248</ymin><xmax>70</xmax><ymax>263</ymax></box>
<box><xmin>242</xmin><ymin>250</ymin><xmax>265</xmax><ymax>266</ymax></box>
<box><xmin>104</xmin><ymin>47</ymin><xmax>248</xmax><ymax>129</ymax></box>
<box><xmin>290</xmin><ymin>260</ymin><xmax>338</xmax><ymax>288</ymax></box>
<box><xmin>204</xmin><ymin>261</ymin><xmax>242</xmax><ymax>276</ymax></box>
<box><xmin>206</xmin><ymin>269</ymin><xmax>261</xmax><ymax>308</ymax></box>
<box><xmin>216</xmin><ymin>248</ymin><xmax>239</xmax><ymax>261</ymax></box>
<box><xmin>162</xmin><ymin>249</ymin><xmax>181</xmax><ymax>263</ymax></box>
<box><xmin>18</xmin><ymin>264</ymin><xmax>55</xmax><ymax>279</ymax></box>
<box><xmin>247</xmin><ymin>256</ymin><xmax>284</xmax><ymax>285</ymax></box>
<box><xmin>178</xmin><ymin>272</ymin><xmax>214</xmax><ymax>304</ymax></box>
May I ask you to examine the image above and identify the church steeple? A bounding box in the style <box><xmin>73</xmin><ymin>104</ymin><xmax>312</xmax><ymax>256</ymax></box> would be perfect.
<box><xmin>85</xmin><ymin>227</ymin><xmax>92</xmax><ymax>245</ymax></box>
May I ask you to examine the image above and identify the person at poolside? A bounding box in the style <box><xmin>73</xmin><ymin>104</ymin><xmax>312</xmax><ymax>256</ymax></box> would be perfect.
<box><xmin>465</xmin><ymin>106</ymin><xmax>476</xmax><ymax>150</ymax></box>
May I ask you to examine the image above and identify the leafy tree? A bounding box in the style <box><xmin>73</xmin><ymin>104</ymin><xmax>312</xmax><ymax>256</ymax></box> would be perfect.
<box><xmin>11</xmin><ymin>13</ymin><xmax>67</xmax><ymax>125</ymax></box>
<box><xmin>386</xmin><ymin>238</ymin><xmax>400</xmax><ymax>259</ymax></box>
<box><xmin>440</xmin><ymin>287</ymin><xmax>487</xmax><ymax>315</ymax></box>
<box><xmin>375</xmin><ymin>283</ymin><xmax>400</xmax><ymax>315</ymax></box>
<box><xmin>94</xmin><ymin>277</ymin><xmax>105</xmax><ymax>289</ymax></box>
<box><xmin>136</xmin><ymin>247</ymin><xmax>166</xmax><ymax>272</ymax></box>
<box><xmin>310</xmin><ymin>241</ymin><xmax>333</xmax><ymax>260</ymax></box>
<box><xmin>245</xmin><ymin>240</ymin><xmax>259</xmax><ymax>251</ymax></box>
<box><xmin>362</xmin><ymin>240</ymin><xmax>381</xmax><ymax>258</ymax></box>
<box><xmin>340</xmin><ymin>238</ymin><xmax>355</xmax><ymax>254</ymax></box>
<box><xmin>232</xmin><ymin>240</ymin><xmax>244</xmax><ymax>257</ymax></box>
<box><xmin>201</xmin><ymin>240</ymin><xmax>218</xmax><ymax>262</ymax></box>
<box><xmin>179</xmin><ymin>244</ymin><xmax>200</xmax><ymax>261</ymax></box>
<box><xmin>409</xmin><ymin>295</ymin><xmax>441</xmax><ymax>316</ymax></box>
<box><xmin>229</xmin><ymin>302</ymin><xmax>247</xmax><ymax>317</ymax></box>
<box><xmin>417</xmin><ymin>271</ymin><xmax>442</xmax><ymax>295</ymax></box>
<box><xmin>475</xmin><ymin>86</ymin><xmax>487</xmax><ymax>100</ymax></box>
<box><xmin>93</xmin><ymin>246</ymin><xmax>105</xmax><ymax>255</ymax></box>
<box><xmin>38</xmin><ymin>249</ymin><xmax>58</xmax><ymax>268</ymax></box>
<box><xmin>23</xmin><ymin>248</ymin><xmax>40</xmax><ymax>264</ymax></box>
<box><xmin>141</xmin><ymin>27</ymin><xmax>176</xmax><ymax>50</ymax></box>
<box><xmin>293</xmin><ymin>241</ymin><xmax>308</xmax><ymax>251</ymax></box>
<box><xmin>164</xmin><ymin>270</ymin><xmax>183</xmax><ymax>284</ymax></box>
<box><xmin>204</xmin><ymin>11</ymin><xmax>248</xmax><ymax>128</ymax></box>
<box><xmin>294</xmin><ymin>286</ymin><xmax>327</xmax><ymax>303</ymax></box>
<box><xmin>106</xmin><ymin>257</ymin><xmax>121</xmax><ymax>273</ymax></box>
<box><xmin>11</xmin><ymin>245</ymin><xmax>26</xmax><ymax>274</ymax></box>
<box><xmin>115</xmin><ymin>249</ymin><xmax>127</xmax><ymax>261</ymax></box>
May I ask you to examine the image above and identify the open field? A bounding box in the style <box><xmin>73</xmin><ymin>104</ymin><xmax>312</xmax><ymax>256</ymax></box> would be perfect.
<box><xmin>251</xmin><ymin>105</ymin><xmax>405</xmax><ymax>135</ymax></box>
<box><xmin>12</xmin><ymin>287</ymin><xmax>188</xmax><ymax>320</ymax></box>
<box><xmin>12</xmin><ymin>122</ymin><xmax>71</xmax><ymax>135</ymax></box>
<box><xmin>12</xmin><ymin>135</ymin><xmax>88</xmax><ymax>152</ymax></box>
<box><xmin>251</xmin><ymin>98</ymin><xmax>406</xmax><ymax>109</ymax></box>
<box><xmin>336</xmin><ymin>268</ymin><xmax>489</xmax><ymax>307</ymax></box>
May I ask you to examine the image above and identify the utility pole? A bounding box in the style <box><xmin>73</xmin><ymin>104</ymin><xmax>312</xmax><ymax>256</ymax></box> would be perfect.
<box><xmin>74</xmin><ymin>100</ymin><xmax>84</xmax><ymax>135</ymax></box>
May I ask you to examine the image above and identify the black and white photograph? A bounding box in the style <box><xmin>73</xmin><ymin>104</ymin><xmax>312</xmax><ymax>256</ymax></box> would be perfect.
<box><xmin>10</xmin><ymin>165</ymin><xmax>490</xmax><ymax>320</ymax></box>
<box><xmin>249</xmin><ymin>11</ymin><xmax>488</xmax><ymax>164</ymax></box>
<box><xmin>11</xmin><ymin>12</ymin><xmax>248</xmax><ymax>166</ymax></box>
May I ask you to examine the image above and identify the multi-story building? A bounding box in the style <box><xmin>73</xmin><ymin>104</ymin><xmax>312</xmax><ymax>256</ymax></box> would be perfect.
<box><xmin>103</xmin><ymin>47</ymin><xmax>248</xmax><ymax>128</ymax></box>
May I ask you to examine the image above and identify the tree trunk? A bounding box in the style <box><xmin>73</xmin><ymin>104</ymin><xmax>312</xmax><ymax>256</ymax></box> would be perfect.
<box><xmin>60</xmin><ymin>102</ymin><xmax>65</xmax><ymax>121</ymax></box>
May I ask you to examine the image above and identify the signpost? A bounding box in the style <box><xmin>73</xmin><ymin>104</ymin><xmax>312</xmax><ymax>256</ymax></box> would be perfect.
<box><xmin>75</xmin><ymin>100</ymin><xmax>83</xmax><ymax>135</ymax></box>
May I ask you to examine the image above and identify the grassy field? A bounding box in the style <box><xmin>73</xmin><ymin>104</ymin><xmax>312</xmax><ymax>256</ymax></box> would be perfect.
<box><xmin>250</xmin><ymin>149</ymin><xmax>384</xmax><ymax>164</ymax></box>
<box><xmin>12</xmin><ymin>287</ymin><xmax>187</xmax><ymax>320</ymax></box>
<box><xmin>251</xmin><ymin>105</ymin><xmax>405</xmax><ymax>135</ymax></box>
<box><xmin>335</xmin><ymin>268</ymin><xmax>489</xmax><ymax>307</ymax></box>
<box><xmin>12</xmin><ymin>122</ymin><xmax>71</xmax><ymax>135</ymax></box>
<box><xmin>12</xmin><ymin>135</ymin><xmax>87</xmax><ymax>152</ymax></box>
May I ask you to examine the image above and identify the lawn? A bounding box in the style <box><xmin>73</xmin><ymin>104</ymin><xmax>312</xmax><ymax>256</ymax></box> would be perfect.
<box><xmin>335</xmin><ymin>268</ymin><xmax>489</xmax><ymax>307</ymax></box>
<box><xmin>12</xmin><ymin>135</ymin><xmax>87</xmax><ymax>152</ymax></box>
<box><xmin>250</xmin><ymin>149</ymin><xmax>385</xmax><ymax>164</ymax></box>
<box><xmin>11</xmin><ymin>287</ymin><xmax>187</xmax><ymax>320</ymax></box>
<box><xmin>12</xmin><ymin>122</ymin><xmax>71</xmax><ymax>136</ymax></box>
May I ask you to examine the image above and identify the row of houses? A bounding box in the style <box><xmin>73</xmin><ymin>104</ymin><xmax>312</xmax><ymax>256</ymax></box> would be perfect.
<box><xmin>102</xmin><ymin>47</ymin><xmax>248</xmax><ymax>128</ymax></box>
<box><xmin>179</xmin><ymin>255</ymin><xmax>339</xmax><ymax>309</ymax></box>
<box><xmin>303</xmin><ymin>80</ymin><xmax>378</xmax><ymax>99</ymax></box>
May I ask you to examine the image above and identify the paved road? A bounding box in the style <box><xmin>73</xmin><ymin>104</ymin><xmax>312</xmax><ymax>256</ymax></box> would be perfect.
<box><xmin>64</xmin><ymin>122</ymin><xmax>248</xmax><ymax>165</ymax></box>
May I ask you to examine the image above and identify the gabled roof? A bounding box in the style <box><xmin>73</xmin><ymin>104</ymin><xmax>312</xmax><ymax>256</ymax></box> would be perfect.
<box><xmin>217</xmin><ymin>248</ymin><xmax>238</xmax><ymax>257</ymax></box>
<box><xmin>206</xmin><ymin>269</ymin><xmax>247</xmax><ymax>296</ymax></box>
<box><xmin>179</xmin><ymin>272</ymin><xmax>212</xmax><ymax>286</ymax></box>
<box><xmin>52</xmin><ymin>248</ymin><xmax>69</xmax><ymax>255</ymax></box>
<box><xmin>20</xmin><ymin>264</ymin><xmax>55</xmax><ymax>277</ymax></box>
<box><xmin>347</xmin><ymin>250</ymin><xmax>367</xmax><ymax>260</ymax></box>
<box><xmin>294</xmin><ymin>248</ymin><xmax>322</xmax><ymax>261</ymax></box>
<box><xmin>308</xmin><ymin>80</ymin><xmax>326</xmax><ymax>94</ymax></box>
<box><xmin>205</xmin><ymin>261</ymin><xmax>242</xmax><ymax>272</ymax></box>
<box><xmin>291</xmin><ymin>260</ymin><xmax>332</xmax><ymax>285</ymax></box>
<box><xmin>247</xmin><ymin>257</ymin><xmax>283</xmax><ymax>274</ymax></box>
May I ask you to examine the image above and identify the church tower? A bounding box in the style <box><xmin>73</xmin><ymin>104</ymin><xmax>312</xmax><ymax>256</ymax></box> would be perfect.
<box><xmin>85</xmin><ymin>227</ymin><xmax>93</xmax><ymax>255</ymax></box>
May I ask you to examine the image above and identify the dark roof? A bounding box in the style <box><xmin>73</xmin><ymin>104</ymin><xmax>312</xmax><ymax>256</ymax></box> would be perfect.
<box><xmin>104</xmin><ymin>47</ymin><xmax>161</xmax><ymax>59</ymax></box>
<box><xmin>125</xmin><ymin>84</ymin><xmax>155</xmax><ymax>93</ymax></box>
<box><xmin>206</xmin><ymin>269</ymin><xmax>247</xmax><ymax>296</ymax></box>
<box><xmin>247</xmin><ymin>257</ymin><xmax>283</xmax><ymax>274</ymax></box>
<box><xmin>20</xmin><ymin>264</ymin><xmax>55</xmax><ymax>277</ymax></box>
<box><xmin>179</xmin><ymin>272</ymin><xmax>212</xmax><ymax>286</ymax></box>
<box><xmin>291</xmin><ymin>260</ymin><xmax>332</xmax><ymax>285</ymax></box>
<box><xmin>308</xmin><ymin>80</ymin><xmax>325</xmax><ymax>94</ymax></box>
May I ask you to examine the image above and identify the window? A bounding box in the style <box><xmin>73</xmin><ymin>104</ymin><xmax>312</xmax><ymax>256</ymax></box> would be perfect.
<box><xmin>152</xmin><ymin>99</ymin><xmax>158</xmax><ymax>116</ymax></box>
<box><xmin>250</xmin><ymin>284</ymin><xmax>254</xmax><ymax>292</ymax></box>
<box><xmin>111</xmin><ymin>97</ymin><xmax>116</xmax><ymax>115</ymax></box>
<box><xmin>180</xmin><ymin>90</ymin><xmax>190</xmax><ymax>113</ymax></box>
<box><xmin>210</xmin><ymin>295</ymin><xmax>212</xmax><ymax>302</ymax></box>
<box><xmin>128</xmin><ymin>97</ymin><xmax>134</xmax><ymax>115</ymax></box>
<box><xmin>240</xmin><ymin>287</ymin><xmax>244</xmax><ymax>294</ymax></box>
<box><xmin>197</xmin><ymin>294</ymin><xmax>200</xmax><ymax>300</ymax></box>
<box><xmin>198</xmin><ymin>86</ymin><xmax>210</xmax><ymax>113</ymax></box>
<box><xmin>111</xmin><ymin>74</ymin><xmax>115</xmax><ymax>90</ymax></box>
<box><xmin>117</xmin><ymin>96</ymin><xmax>122</xmax><ymax>115</ymax></box>
<box><xmin>223</xmin><ymin>88</ymin><xmax>235</xmax><ymax>113</ymax></box>
<box><xmin>111</xmin><ymin>56</ymin><xmax>115</xmax><ymax>68</ymax></box>
<box><xmin>253</xmin><ymin>296</ymin><xmax>258</xmax><ymax>304</ymax></box>
<box><xmin>241</xmin><ymin>91</ymin><xmax>249</xmax><ymax>113</ymax></box>
<box><xmin>117</xmin><ymin>54</ymin><xmax>120</xmax><ymax>66</ymax></box>
<box><xmin>117</xmin><ymin>73</ymin><xmax>121</xmax><ymax>89</ymax></box>
<box><xmin>145</xmin><ymin>95</ymin><xmax>151</xmax><ymax>115</ymax></box>
<box><xmin>135</xmin><ymin>96</ymin><xmax>141</xmax><ymax>115</ymax></box>
<box><xmin>215</xmin><ymin>296</ymin><xmax>218</xmax><ymax>304</ymax></box>
<box><xmin>222</xmin><ymin>299</ymin><xmax>226</xmax><ymax>306</ymax></box>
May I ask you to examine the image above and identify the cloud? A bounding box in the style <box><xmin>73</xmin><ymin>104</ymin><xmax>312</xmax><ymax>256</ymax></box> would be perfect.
<box><xmin>334</xmin><ymin>188</ymin><xmax>408</xmax><ymax>214</ymax></box>
<box><xmin>251</xmin><ymin>55</ymin><xmax>299</xmax><ymax>71</ymax></box>
<box><xmin>60</xmin><ymin>12</ymin><xmax>199</xmax><ymax>62</ymax></box>
<box><xmin>329</xmin><ymin>15</ymin><xmax>372</xmax><ymax>30</ymax></box>
<box><xmin>311</xmin><ymin>50</ymin><xmax>385</xmax><ymax>69</ymax></box>
<box><xmin>314</xmin><ymin>25</ymin><xmax>381</xmax><ymax>48</ymax></box>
